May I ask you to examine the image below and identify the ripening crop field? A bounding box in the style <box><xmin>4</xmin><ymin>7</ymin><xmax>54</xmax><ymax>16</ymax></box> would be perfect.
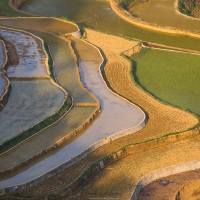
<box><xmin>131</xmin><ymin>48</ymin><xmax>200</xmax><ymax>117</ymax></box>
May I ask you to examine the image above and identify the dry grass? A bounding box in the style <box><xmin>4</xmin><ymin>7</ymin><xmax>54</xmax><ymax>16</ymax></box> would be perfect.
<box><xmin>69</xmin><ymin>135</ymin><xmax>200</xmax><ymax>200</ymax></box>
<box><xmin>60</xmin><ymin>29</ymin><xmax>199</xmax><ymax>199</ymax></box>
<box><xmin>86</xmin><ymin>29</ymin><xmax>198</xmax><ymax>137</ymax></box>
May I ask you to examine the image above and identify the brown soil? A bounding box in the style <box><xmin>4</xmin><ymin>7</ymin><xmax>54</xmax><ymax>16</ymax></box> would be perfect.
<box><xmin>3</xmin><ymin>39</ymin><xmax>19</xmax><ymax>67</ymax></box>
<box><xmin>138</xmin><ymin>169</ymin><xmax>200</xmax><ymax>200</ymax></box>
<box><xmin>178</xmin><ymin>178</ymin><xmax>200</xmax><ymax>200</ymax></box>
<box><xmin>4</xmin><ymin>29</ymin><xmax>198</xmax><ymax>200</ymax></box>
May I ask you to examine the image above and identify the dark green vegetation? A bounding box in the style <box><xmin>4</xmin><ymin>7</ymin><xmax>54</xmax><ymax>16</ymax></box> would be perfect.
<box><xmin>119</xmin><ymin>0</ymin><xmax>134</xmax><ymax>9</ymax></box>
<box><xmin>178</xmin><ymin>0</ymin><xmax>200</xmax><ymax>18</ymax></box>
<box><xmin>119</xmin><ymin>0</ymin><xmax>144</xmax><ymax>9</ymax></box>
<box><xmin>0</xmin><ymin>95</ymin><xmax>72</xmax><ymax>154</ymax></box>
<box><xmin>130</xmin><ymin>48</ymin><xmax>200</xmax><ymax>117</ymax></box>
<box><xmin>44</xmin><ymin>43</ymin><xmax>56</xmax><ymax>82</ymax></box>
<box><xmin>19</xmin><ymin>0</ymin><xmax>200</xmax><ymax>52</ymax></box>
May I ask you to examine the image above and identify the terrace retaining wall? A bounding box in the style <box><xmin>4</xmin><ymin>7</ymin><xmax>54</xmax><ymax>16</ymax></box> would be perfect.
<box><xmin>110</xmin><ymin>0</ymin><xmax>200</xmax><ymax>40</ymax></box>
<box><xmin>0</xmin><ymin>36</ymin><xmax>147</xmax><ymax>195</ymax></box>
<box><xmin>9</xmin><ymin>0</ymin><xmax>27</xmax><ymax>9</ymax></box>
<box><xmin>0</xmin><ymin>39</ymin><xmax>11</xmax><ymax>112</ymax></box>
<box><xmin>8</xmin><ymin>0</ymin><xmax>81</xmax><ymax>38</ymax></box>
<box><xmin>1</xmin><ymin>37</ymin><xmax>199</xmax><ymax>196</ymax></box>
<box><xmin>0</xmin><ymin>26</ymin><xmax>72</xmax><ymax>153</ymax></box>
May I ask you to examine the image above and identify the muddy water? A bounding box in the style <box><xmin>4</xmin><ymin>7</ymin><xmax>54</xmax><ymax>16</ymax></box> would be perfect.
<box><xmin>0</xmin><ymin>18</ymin><xmax>77</xmax><ymax>35</ymax></box>
<box><xmin>129</xmin><ymin>0</ymin><xmax>200</xmax><ymax>32</ymax></box>
<box><xmin>20</xmin><ymin>0</ymin><xmax>200</xmax><ymax>51</ymax></box>
<box><xmin>0</xmin><ymin>37</ymin><xmax>144</xmax><ymax>188</ymax></box>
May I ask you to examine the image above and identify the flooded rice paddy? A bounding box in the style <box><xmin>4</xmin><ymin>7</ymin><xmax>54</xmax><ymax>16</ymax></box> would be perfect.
<box><xmin>0</xmin><ymin>31</ymin><xmax>144</xmax><ymax>188</ymax></box>
<box><xmin>0</xmin><ymin>79</ymin><xmax>65</xmax><ymax>144</ymax></box>
<box><xmin>129</xmin><ymin>0</ymin><xmax>200</xmax><ymax>32</ymax></box>
<box><xmin>20</xmin><ymin>0</ymin><xmax>200</xmax><ymax>51</ymax></box>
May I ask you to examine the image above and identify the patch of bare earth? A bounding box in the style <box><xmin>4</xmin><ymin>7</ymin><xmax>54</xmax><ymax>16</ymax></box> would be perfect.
<box><xmin>138</xmin><ymin>168</ymin><xmax>200</xmax><ymax>200</ymax></box>
<box><xmin>3</xmin><ymin>39</ymin><xmax>19</xmax><ymax>67</ymax></box>
<box><xmin>8</xmin><ymin>30</ymin><xmax>198</xmax><ymax>199</ymax></box>
<box><xmin>0</xmin><ymin>28</ymin><xmax>48</xmax><ymax>77</ymax></box>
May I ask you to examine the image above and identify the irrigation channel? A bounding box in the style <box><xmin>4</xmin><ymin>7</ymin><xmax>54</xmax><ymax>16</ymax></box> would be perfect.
<box><xmin>0</xmin><ymin>27</ymin><xmax>144</xmax><ymax>187</ymax></box>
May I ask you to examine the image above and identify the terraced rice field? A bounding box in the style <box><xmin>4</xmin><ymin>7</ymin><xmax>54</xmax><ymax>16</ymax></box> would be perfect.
<box><xmin>0</xmin><ymin>28</ymin><xmax>48</xmax><ymax>78</ymax></box>
<box><xmin>0</xmin><ymin>106</ymin><xmax>97</xmax><ymax>171</ymax></box>
<box><xmin>0</xmin><ymin>0</ymin><xmax>199</xmax><ymax>199</ymax></box>
<box><xmin>128</xmin><ymin>0</ymin><xmax>200</xmax><ymax>32</ymax></box>
<box><xmin>28</xmin><ymin>31</ymin><xmax>97</xmax><ymax>104</ymax></box>
<box><xmin>0</xmin><ymin>26</ymin><xmax>99</xmax><ymax>172</ymax></box>
<box><xmin>130</xmin><ymin>48</ymin><xmax>200</xmax><ymax>117</ymax></box>
<box><xmin>0</xmin><ymin>80</ymin><xmax>65</xmax><ymax>144</ymax></box>
<box><xmin>65</xmin><ymin>134</ymin><xmax>200</xmax><ymax>200</ymax></box>
<box><xmin>0</xmin><ymin>30</ymin><xmax>145</xmax><ymax>187</ymax></box>
<box><xmin>20</xmin><ymin>0</ymin><xmax>200</xmax><ymax>52</ymax></box>
<box><xmin>0</xmin><ymin>17</ymin><xmax>78</xmax><ymax>35</ymax></box>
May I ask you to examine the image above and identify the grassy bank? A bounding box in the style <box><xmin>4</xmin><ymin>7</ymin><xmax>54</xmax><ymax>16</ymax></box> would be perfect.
<box><xmin>130</xmin><ymin>48</ymin><xmax>200</xmax><ymax>117</ymax></box>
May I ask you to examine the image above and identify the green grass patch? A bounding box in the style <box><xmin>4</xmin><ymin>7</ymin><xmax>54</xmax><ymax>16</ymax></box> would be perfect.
<box><xmin>44</xmin><ymin>43</ymin><xmax>56</xmax><ymax>82</ymax></box>
<box><xmin>0</xmin><ymin>0</ymin><xmax>28</xmax><ymax>17</ymax></box>
<box><xmin>130</xmin><ymin>48</ymin><xmax>200</xmax><ymax>117</ymax></box>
